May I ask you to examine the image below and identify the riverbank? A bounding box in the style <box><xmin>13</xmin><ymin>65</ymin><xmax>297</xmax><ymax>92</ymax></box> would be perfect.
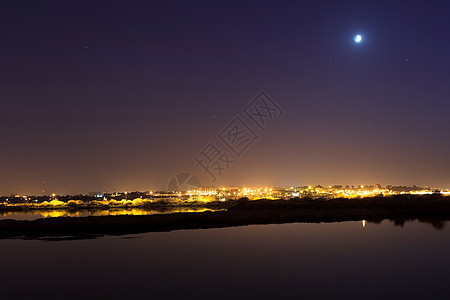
<box><xmin>0</xmin><ymin>199</ymin><xmax>234</xmax><ymax>212</ymax></box>
<box><xmin>1</xmin><ymin>194</ymin><xmax>449</xmax><ymax>240</ymax></box>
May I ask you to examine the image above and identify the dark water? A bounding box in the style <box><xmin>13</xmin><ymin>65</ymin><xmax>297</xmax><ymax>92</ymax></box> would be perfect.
<box><xmin>0</xmin><ymin>220</ymin><xmax>449</xmax><ymax>299</ymax></box>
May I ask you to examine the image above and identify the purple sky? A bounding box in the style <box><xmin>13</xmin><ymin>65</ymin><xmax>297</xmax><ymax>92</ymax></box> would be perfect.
<box><xmin>1</xmin><ymin>0</ymin><xmax>449</xmax><ymax>194</ymax></box>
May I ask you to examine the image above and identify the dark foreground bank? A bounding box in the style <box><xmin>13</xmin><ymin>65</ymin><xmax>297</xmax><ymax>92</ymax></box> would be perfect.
<box><xmin>1</xmin><ymin>194</ymin><xmax>450</xmax><ymax>240</ymax></box>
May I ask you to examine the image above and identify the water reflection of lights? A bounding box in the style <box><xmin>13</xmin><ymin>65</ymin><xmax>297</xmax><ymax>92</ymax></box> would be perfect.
<box><xmin>0</xmin><ymin>208</ymin><xmax>219</xmax><ymax>221</ymax></box>
<box><xmin>362</xmin><ymin>220</ymin><xmax>366</xmax><ymax>228</ymax></box>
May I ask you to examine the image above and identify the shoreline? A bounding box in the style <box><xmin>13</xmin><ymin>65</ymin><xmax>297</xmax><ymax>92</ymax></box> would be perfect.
<box><xmin>1</xmin><ymin>194</ymin><xmax>450</xmax><ymax>240</ymax></box>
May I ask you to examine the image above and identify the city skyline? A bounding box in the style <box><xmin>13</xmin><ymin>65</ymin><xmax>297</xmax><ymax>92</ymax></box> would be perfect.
<box><xmin>3</xmin><ymin>183</ymin><xmax>449</xmax><ymax>198</ymax></box>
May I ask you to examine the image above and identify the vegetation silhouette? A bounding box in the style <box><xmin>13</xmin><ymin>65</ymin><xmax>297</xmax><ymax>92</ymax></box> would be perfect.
<box><xmin>0</xmin><ymin>194</ymin><xmax>450</xmax><ymax>240</ymax></box>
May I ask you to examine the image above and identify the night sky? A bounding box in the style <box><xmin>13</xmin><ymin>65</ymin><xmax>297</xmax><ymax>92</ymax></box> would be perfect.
<box><xmin>1</xmin><ymin>0</ymin><xmax>449</xmax><ymax>195</ymax></box>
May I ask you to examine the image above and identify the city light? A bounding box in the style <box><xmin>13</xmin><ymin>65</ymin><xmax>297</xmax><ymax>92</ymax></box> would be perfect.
<box><xmin>0</xmin><ymin>185</ymin><xmax>448</xmax><ymax>208</ymax></box>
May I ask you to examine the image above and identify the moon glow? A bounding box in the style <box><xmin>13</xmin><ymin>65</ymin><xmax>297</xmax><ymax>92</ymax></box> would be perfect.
<box><xmin>354</xmin><ymin>34</ymin><xmax>362</xmax><ymax>43</ymax></box>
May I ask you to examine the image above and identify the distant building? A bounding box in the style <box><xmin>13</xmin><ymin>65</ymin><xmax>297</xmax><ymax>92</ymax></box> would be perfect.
<box><xmin>88</xmin><ymin>192</ymin><xmax>103</xmax><ymax>198</ymax></box>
